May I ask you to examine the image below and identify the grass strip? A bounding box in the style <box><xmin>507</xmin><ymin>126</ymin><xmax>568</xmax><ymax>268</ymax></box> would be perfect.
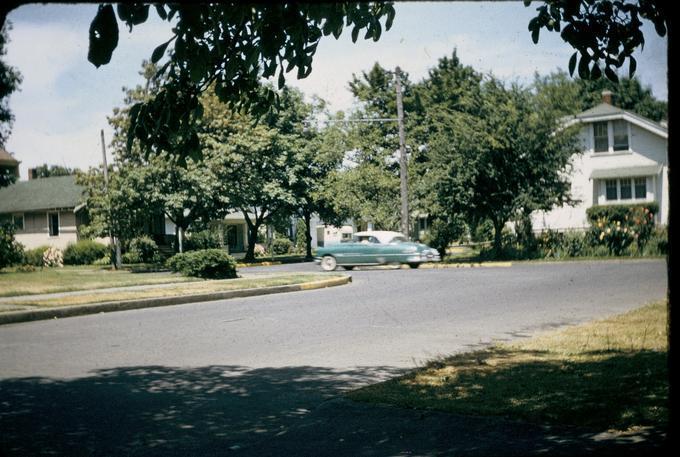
<box><xmin>348</xmin><ymin>302</ymin><xmax>668</xmax><ymax>432</ymax></box>
<box><xmin>10</xmin><ymin>273</ymin><xmax>337</xmax><ymax>307</ymax></box>
<box><xmin>0</xmin><ymin>266</ymin><xmax>198</xmax><ymax>297</ymax></box>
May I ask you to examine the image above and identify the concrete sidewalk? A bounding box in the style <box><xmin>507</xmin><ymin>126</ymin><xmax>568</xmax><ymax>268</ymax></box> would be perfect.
<box><xmin>0</xmin><ymin>274</ymin><xmax>351</xmax><ymax>325</ymax></box>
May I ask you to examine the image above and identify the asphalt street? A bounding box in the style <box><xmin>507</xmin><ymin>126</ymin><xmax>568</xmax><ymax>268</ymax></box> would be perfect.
<box><xmin>0</xmin><ymin>259</ymin><xmax>669</xmax><ymax>456</ymax></box>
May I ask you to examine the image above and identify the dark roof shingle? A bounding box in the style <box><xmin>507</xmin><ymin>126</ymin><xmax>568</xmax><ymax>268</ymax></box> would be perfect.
<box><xmin>0</xmin><ymin>175</ymin><xmax>85</xmax><ymax>213</ymax></box>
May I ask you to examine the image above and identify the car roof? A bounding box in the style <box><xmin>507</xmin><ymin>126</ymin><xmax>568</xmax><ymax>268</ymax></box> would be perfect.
<box><xmin>353</xmin><ymin>231</ymin><xmax>407</xmax><ymax>244</ymax></box>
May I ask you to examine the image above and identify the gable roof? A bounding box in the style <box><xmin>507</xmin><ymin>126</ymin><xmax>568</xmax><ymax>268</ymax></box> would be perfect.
<box><xmin>562</xmin><ymin>102</ymin><xmax>667</xmax><ymax>139</ymax></box>
<box><xmin>0</xmin><ymin>148</ymin><xmax>20</xmax><ymax>166</ymax></box>
<box><xmin>0</xmin><ymin>175</ymin><xmax>85</xmax><ymax>213</ymax></box>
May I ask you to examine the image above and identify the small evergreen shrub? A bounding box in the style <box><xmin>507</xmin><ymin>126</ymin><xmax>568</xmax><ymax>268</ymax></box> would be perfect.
<box><xmin>121</xmin><ymin>251</ymin><xmax>142</xmax><ymax>264</ymax></box>
<box><xmin>128</xmin><ymin>236</ymin><xmax>160</xmax><ymax>263</ymax></box>
<box><xmin>166</xmin><ymin>249</ymin><xmax>237</xmax><ymax>279</ymax></box>
<box><xmin>93</xmin><ymin>254</ymin><xmax>111</xmax><ymax>266</ymax></box>
<box><xmin>185</xmin><ymin>230</ymin><xmax>222</xmax><ymax>251</ymax></box>
<box><xmin>271</xmin><ymin>237</ymin><xmax>293</xmax><ymax>255</ymax></box>
<box><xmin>0</xmin><ymin>223</ymin><xmax>24</xmax><ymax>269</ymax></box>
<box><xmin>63</xmin><ymin>240</ymin><xmax>108</xmax><ymax>265</ymax></box>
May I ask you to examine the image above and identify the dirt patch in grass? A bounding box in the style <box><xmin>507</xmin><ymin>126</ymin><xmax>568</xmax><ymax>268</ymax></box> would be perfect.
<box><xmin>348</xmin><ymin>302</ymin><xmax>668</xmax><ymax>432</ymax></box>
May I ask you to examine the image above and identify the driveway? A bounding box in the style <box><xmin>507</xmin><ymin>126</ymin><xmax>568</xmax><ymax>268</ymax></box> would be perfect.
<box><xmin>0</xmin><ymin>259</ymin><xmax>668</xmax><ymax>455</ymax></box>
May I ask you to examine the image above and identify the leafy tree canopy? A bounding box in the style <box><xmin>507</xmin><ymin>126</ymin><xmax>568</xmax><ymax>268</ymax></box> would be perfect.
<box><xmin>86</xmin><ymin>2</ymin><xmax>395</xmax><ymax>162</ymax></box>
<box><xmin>0</xmin><ymin>21</ymin><xmax>21</xmax><ymax>149</ymax></box>
<box><xmin>30</xmin><ymin>163</ymin><xmax>78</xmax><ymax>178</ymax></box>
<box><xmin>525</xmin><ymin>0</ymin><xmax>667</xmax><ymax>82</ymax></box>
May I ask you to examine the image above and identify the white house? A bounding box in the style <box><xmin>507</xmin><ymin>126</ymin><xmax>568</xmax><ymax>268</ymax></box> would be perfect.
<box><xmin>532</xmin><ymin>91</ymin><xmax>668</xmax><ymax>232</ymax></box>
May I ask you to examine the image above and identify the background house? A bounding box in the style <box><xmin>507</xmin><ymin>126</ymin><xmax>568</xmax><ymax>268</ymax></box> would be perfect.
<box><xmin>0</xmin><ymin>174</ymin><xmax>88</xmax><ymax>249</ymax></box>
<box><xmin>532</xmin><ymin>91</ymin><xmax>668</xmax><ymax>232</ymax></box>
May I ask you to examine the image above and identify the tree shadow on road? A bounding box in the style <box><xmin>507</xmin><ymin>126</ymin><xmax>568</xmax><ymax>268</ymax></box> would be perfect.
<box><xmin>0</xmin><ymin>364</ymin><xmax>669</xmax><ymax>457</ymax></box>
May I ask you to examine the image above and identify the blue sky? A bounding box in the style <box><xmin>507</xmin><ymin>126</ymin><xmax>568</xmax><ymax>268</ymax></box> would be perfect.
<box><xmin>4</xmin><ymin>2</ymin><xmax>668</xmax><ymax>180</ymax></box>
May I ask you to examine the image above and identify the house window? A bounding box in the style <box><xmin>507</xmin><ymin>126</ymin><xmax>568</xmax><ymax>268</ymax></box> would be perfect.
<box><xmin>612</xmin><ymin>120</ymin><xmax>629</xmax><ymax>151</ymax></box>
<box><xmin>13</xmin><ymin>213</ymin><xmax>24</xmax><ymax>231</ymax></box>
<box><xmin>619</xmin><ymin>178</ymin><xmax>632</xmax><ymax>200</ymax></box>
<box><xmin>634</xmin><ymin>177</ymin><xmax>646</xmax><ymax>199</ymax></box>
<box><xmin>48</xmin><ymin>213</ymin><xmax>59</xmax><ymax>236</ymax></box>
<box><xmin>593</xmin><ymin>122</ymin><xmax>609</xmax><ymax>152</ymax></box>
<box><xmin>604</xmin><ymin>177</ymin><xmax>648</xmax><ymax>203</ymax></box>
<box><xmin>605</xmin><ymin>180</ymin><xmax>618</xmax><ymax>201</ymax></box>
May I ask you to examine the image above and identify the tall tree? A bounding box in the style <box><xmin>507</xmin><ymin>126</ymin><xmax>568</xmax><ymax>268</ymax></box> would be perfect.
<box><xmin>0</xmin><ymin>21</ymin><xmax>20</xmax><ymax>150</ymax></box>
<box><xmin>30</xmin><ymin>163</ymin><xmax>78</xmax><ymax>178</ymax></box>
<box><xmin>425</xmin><ymin>76</ymin><xmax>579</xmax><ymax>254</ymax></box>
<box><xmin>533</xmin><ymin>70</ymin><xmax>668</xmax><ymax>121</ymax></box>
<box><xmin>201</xmin><ymin>89</ymin><xmax>298</xmax><ymax>262</ymax></box>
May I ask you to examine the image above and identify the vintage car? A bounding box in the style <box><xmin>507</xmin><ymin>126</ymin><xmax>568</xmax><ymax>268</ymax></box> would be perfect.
<box><xmin>314</xmin><ymin>230</ymin><xmax>441</xmax><ymax>271</ymax></box>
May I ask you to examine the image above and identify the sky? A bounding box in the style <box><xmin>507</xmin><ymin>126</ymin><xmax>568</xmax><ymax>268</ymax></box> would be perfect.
<box><xmin>3</xmin><ymin>2</ymin><xmax>668</xmax><ymax>180</ymax></box>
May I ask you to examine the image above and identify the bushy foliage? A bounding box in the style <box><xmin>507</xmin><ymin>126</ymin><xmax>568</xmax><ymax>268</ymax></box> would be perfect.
<box><xmin>253</xmin><ymin>243</ymin><xmax>267</xmax><ymax>258</ymax></box>
<box><xmin>166</xmin><ymin>249</ymin><xmax>237</xmax><ymax>279</ymax></box>
<box><xmin>0</xmin><ymin>223</ymin><xmax>24</xmax><ymax>269</ymax></box>
<box><xmin>23</xmin><ymin>245</ymin><xmax>50</xmax><ymax>266</ymax></box>
<box><xmin>63</xmin><ymin>240</ymin><xmax>108</xmax><ymax>265</ymax></box>
<box><xmin>184</xmin><ymin>229</ymin><xmax>222</xmax><ymax>251</ymax></box>
<box><xmin>294</xmin><ymin>219</ymin><xmax>307</xmax><ymax>254</ymax></box>
<box><xmin>644</xmin><ymin>227</ymin><xmax>668</xmax><ymax>256</ymax></box>
<box><xmin>127</xmin><ymin>235</ymin><xmax>160</xmax><ymax>263</ymax></box>
<box><xmin>587</xmin><ymin>204</ymin><xmax>657</xmax><ymax>255</ymax></box>
<box><xmin>42</xmin><ymin>246</ymin><xmax>64</xmax><ymax>268</ymax></box>
<box><xmin>271</xmin><ymin>237</ymin><xmax>293</xmax><ymax>255</ymax></box>
<box><xmin>471</xmin><ymin>219</ymin><xmax>494</xmax><ymax>243</ymax></box>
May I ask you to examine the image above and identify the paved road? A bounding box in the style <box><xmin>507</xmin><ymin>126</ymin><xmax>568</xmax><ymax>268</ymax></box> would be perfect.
<box><xmin>0</xmin><ymin>259</ymin><xmax>668</xmax><ymax>456</ymax></box>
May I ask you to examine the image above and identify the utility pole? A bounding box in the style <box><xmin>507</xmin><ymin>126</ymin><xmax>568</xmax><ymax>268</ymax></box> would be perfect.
<box><xmin>395</xmin><ymin>66</ymin><xmax>409</xmax><ymax>238</ymax></box>
<box><xmin>100</xmin><ymin>129</ymin><xmax>121</xmax><ymax>269</ymax></box>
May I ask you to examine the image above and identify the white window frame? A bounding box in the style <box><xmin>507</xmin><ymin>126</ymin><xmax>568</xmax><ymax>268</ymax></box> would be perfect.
<box><xmin>602</xmin><ymin>177</ymin><xmax>649</xmax><ymax>203</ymax></box>
<box><xmin>592</xmin><ymin>119</ymin><xmax>631</xmax><ymax>154</ymax></box>
<box><xmin>48</xmin><ymin>212</ymin><xmax>60</xmax><ymax>237</ymax></box>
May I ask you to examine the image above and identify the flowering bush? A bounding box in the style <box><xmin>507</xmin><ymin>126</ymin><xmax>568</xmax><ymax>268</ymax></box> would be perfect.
<box><xmin>588</xmin><ymin>205</ymin><xmax>656</xmax><ymax>256</ymax></box>
<box><xmin>42</xmin><ymin>246</ymin><xmax>64</xmax><ymax>268</ymax></box>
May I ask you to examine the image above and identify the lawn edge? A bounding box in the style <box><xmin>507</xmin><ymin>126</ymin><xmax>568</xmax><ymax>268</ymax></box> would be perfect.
<box><xmin>0</xmin><ymin>274</ymin><xmax>351</xmax><ymax>325</ymax></box>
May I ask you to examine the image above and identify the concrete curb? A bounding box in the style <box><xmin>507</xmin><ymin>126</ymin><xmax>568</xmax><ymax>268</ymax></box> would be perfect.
<box><xmin>420</xmin><ymin>261</ymin><xmax>512</xmax><ymax>268</ymax></box>
<box><xmin>0</xmin><ymin>275</ymin><xmax>351</xmax><ymax>326</ymax></box>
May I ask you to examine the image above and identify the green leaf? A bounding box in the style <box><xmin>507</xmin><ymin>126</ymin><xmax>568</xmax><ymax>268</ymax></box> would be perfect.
<box><xmin>577</xmin><ymin>54</ymin><xmax>590</xmax><ymax>79</ymax></box>
<box><xmin>151</xmin><ymin>40</ymin><xmax>171</xmax><ymax>64</ymax></box>
<box><xmin>531</xmin><ymin>28</ymin><xmax>539</xmax><ymax>44</ymax></box>
<box><xmin>351</xmin><ymin>25</ymin><xmax>360</xmax><ymax>43</ymax></box>
<box><xmin>628</xmin><ymin>56</ymin><xmax>637</xmax><ymax>78</ymax></box>
<box><xmin>568</xmin><ymin>52</ymin><xmax>577</xmax><ymax>76</ymax></box>
<box><xmin>604</xmin><ymin>66</ymin><xmax>619</xmax><ymax>83</ymax></box>
<box><xmin>88</xmin><ymin>5</ymin><xmax>119</xmax><ymax>67</ymax></box>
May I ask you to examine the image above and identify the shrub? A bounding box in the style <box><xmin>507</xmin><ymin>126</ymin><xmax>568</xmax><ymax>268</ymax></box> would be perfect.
<box><xmin>121</xmin><ymin>251</ymin><xmax>141</xmax><ymax>264</ymax></box>
<box><xmin>294</xmin><ymin>219</ymin><xmax>307</xmax><ymax>254</ymax></box>
<box><xmin>0</xmin><ymin>223</ymin><xmax>24</xmax><ymax>269</ymax></box>
<box><xmin>93</xmin><ymin>254</ymin><xmax>111</xmax><ymax>266</ymax></box>
<box><xmin>271</xmin><ymin>237</ymin><xmax>293</xmax><ymax>255</ymax></box>
<box><xmin>128</xmin><ymin>236</ymin><xmax>160</xmax><ymax>263</ymax></box>
<box><xmin>471</xmin><ymin>219</ymin><xmax>494</xmax><ymax>243</ymax></box>
<box><xmin>42</xmin><ymin>246</ymin><xmax>64</xmax><ymax>268</ymax></box>
<box><xmin>23</xmin><ymin>245</ymin><xmax>50</xmax><ymax>266</ymax></box>
<box><xmin>166</xmin><ymin>249</ymin><xmax>237</xmax><ymax>279</ymax></box>
<box><xmin>643</xmin><ymin>227</ymin><xmax>668</xmax><ymax>256</ymax></box>
<box><xmin>587</xmin><ymin>203</ymin><xmax>657</xmax><ymax>255</ymax></box>
<box><xmin>254</xmin><ymin>243</ymin><xmax>267</xmax><ymax>257</ymax></box>
<box><xmin>63</xmin><ymin>240</ymin><xmax>108</xmax><ymax>265</ymax></box>
<box><xmin>185</xmin><ymin>229</ymin><xmax>222</xmax><ymax>251</ymax></box>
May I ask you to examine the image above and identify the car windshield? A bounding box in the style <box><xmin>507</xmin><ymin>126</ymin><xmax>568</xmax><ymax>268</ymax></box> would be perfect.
<box><xmin>389</xmin><ymin>236</ymin><xmax>407</xmax><ymax>243</ymax></box>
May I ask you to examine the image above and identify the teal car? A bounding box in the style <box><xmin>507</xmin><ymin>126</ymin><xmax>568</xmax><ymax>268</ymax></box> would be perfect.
<box><xmin>314</xmin><ymin>230</ymin><xmax>441</xmax><ymax>271</ymax></box>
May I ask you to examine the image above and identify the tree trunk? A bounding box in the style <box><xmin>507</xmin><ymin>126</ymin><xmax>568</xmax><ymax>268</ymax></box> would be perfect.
<box><xmin>304</xmin><ymin>210</ymin><xmax>313</xmax><ymax>260</ymax></box>
<box><xmin>493</xmin><ymin>219</ymin><xmax>504</xmax><ymax>257</ymax></box>
<box><xmin>244</xmin><ymin>221</ymin><xmax>259</xmax><ymax>262</ymax></box>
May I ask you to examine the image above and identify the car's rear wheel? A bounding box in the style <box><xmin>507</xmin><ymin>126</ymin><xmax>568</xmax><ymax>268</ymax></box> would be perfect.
<box><xmin>320</xmin><ymin>255</ymin><xmax>337</xmax><ymax>271</ymax></box>
<box><xmin>408</xmin><ymin>262</ymin><xmax>421</xmax><ymax>269</ymax></box>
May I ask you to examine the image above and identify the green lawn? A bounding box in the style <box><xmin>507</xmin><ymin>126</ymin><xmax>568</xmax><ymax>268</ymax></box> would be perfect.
<box><xmin>8</xmin><ymin>273</ymin><xmax>339</xmax><ymax>307</ymax></box>
<box><xmin>348</xmin><ymin>302</ymin><xmax>669</xmax><ymax>432</ymax></box>
<box><xmin>0</xmin><ymin>266</ymin><xmax>198</xmax><ymax>297</ymax></box>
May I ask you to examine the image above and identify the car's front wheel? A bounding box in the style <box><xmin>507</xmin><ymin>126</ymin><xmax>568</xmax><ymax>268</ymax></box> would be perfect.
<box><xmin>320</xmin><ymin>255</ymin><xmax>337</xmax><ymax>271</ymax></box>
